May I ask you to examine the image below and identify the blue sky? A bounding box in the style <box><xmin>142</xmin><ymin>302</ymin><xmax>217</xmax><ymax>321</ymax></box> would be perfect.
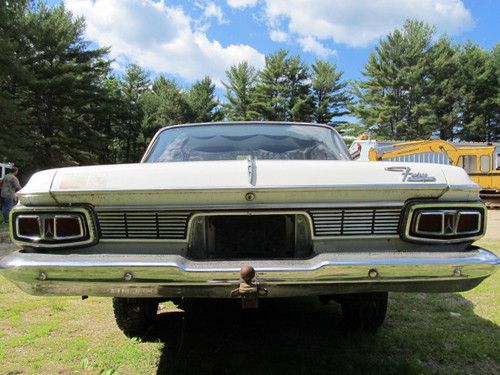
<box><xmin>54</xmin><ymin>0</ymin><xmax>498</xmax><ymax>89</ymax></box>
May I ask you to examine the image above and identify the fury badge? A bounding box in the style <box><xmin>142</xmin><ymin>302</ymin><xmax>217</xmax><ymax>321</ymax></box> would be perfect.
<box><xmin>385</xmin><ymin>166</ymin><xmax>437</xmax><ymax>182</ymax></box>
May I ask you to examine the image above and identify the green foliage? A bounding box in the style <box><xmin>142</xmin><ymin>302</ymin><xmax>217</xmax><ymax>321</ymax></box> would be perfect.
<box><xmin>25</xmin><ymin>3</ymin><xmax>112</xmax><ymax>170</ymax></box>
<box><xmin>223</xmin><ymin>62</ymin><xmax>260</xmax><ymax>120</ymax></box>
<box><xmin>141</xmin><ymin>77</ymin><xmax>191</xmax><ymax>137</ymax></box>
<box><xmin>0</xmin><ymin>0</ymin><xmax>31</xmax><ymax>166</ymax></box>
<box><xmin>115</xmin><ymin>64</ymin><xmax>150</xmax><ymax>163</ymax></box>
<box><xmin>352</xmin><ymin>20</ymin><xmax>436</xmax><ymax>139</ymax></box>
<box><xmin>456</xmin><ymin>42</ymin><xmax>499</xmax><ymax>142</ymax></box>
<box><xmin>187</xmin><ymin>76</ymin><xmax>222</xmax><ymax>123</ymax></box>
<box><xmin>0</xmin><ymin>1</ymin><xmax>112</xmax><ymax>177</ymax></box>
<box><xmin>426</xmin><ymin>37</ymin><xmax>461</xmax><ymax>140</ymax></box>
<box><xmin>311</xmin><ymin>60</ymin><xmax>352</xmax><ymax>125</ymax></box>
<box><xmin>254</xmin><ymin>50</ymin><xmax>314</xmax><ymax>122</ymax></box>
<box><xmin>352</xmin><ymin>19</ymin><xmax>498</xmax><ymax>141</ymax></box>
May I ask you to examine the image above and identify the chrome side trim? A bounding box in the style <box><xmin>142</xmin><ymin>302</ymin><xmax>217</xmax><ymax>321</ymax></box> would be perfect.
<box><xmin>0</xmin><ymin>248</ymin><xmax>497</xmax><ymax>297</ymax></box>
<box><xmin>94</xmin><ymin>201</ymin><xmax>406</xmax><ymax>211</ymax></box>
<box><xmin>50</xmin><ymin>183</ymin><xmax>468</xmax><ymax>194</ymax></box>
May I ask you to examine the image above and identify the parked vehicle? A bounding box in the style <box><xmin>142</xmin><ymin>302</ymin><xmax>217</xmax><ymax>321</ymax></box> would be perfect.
<box><xmin>0</xmin><ymin>162</ymin><xmax>14</xmax><ymax>183</ymax></box>
<box><xmin>0</xmin><ymin>122</ymin><xmax>498</xmax><ymax>336</ymax></box>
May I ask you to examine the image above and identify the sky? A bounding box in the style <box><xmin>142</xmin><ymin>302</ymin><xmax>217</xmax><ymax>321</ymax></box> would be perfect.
<box><xmin>51</xmin><ymin>0</ymin><xmax>499</xmax><ymax>90</ymax></box>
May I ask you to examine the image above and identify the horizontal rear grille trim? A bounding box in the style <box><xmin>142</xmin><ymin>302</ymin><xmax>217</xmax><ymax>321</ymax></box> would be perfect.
<box><xmin>309</xmin><ymin>208</ymin><xmax>402</xmax><ymax>237</ymax></box>
<box><xmin>97</xmin><ymin>211</ymin><xmax>190</xmax><ymax>240</ymax></box>
<box><xmin>96</xmin><ymin>207</ymin><xmax>403</xmax><ymax>241</ymax></box>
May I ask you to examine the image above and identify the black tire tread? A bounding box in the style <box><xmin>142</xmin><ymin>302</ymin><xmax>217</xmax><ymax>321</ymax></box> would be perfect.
<box><xmin>340</xmin><ymin>292</ymin><xmax>388</xmax><ymax>332</ymax></box>
<box><xmin>112</xmin><ymin>297</ymin><xmax>158</xmax><ymax>337</ymax></box>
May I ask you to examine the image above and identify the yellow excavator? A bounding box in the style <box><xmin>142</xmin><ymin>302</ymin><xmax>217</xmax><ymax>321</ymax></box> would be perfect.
<box><xmin>368</xmin><ymin>140</ymin><xmax>500</xmax><ymax>207</ymax></box>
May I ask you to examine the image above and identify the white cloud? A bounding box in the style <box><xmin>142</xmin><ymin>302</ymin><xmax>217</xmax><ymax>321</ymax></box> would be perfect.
<box><xmin>65</xmin><ymin>0</ymin><xmax>264</xmax><ymax>85</ymax></box>
<box><xmin>269</xmin><ymin>29</ymin><xmax>288</xmax><ymax>42</ymax></box>
<box><xmin>227</xmin><ymin>0</ymin><xmax>259</xmax><ymax>9</ymax></box>
<box><xmin>203</xmin><ymin>1</ymin><xmax>226</xmax><ymax>24</ymax></box>
<box><xmin>297</xmin><ymin>36</ymin><xmax>336</xmax><ymax>57</ymax></box>
<box><xmin>264</xmin><ymin>0</ymin><xmax>474</xmax><ymax>47</ymax></box>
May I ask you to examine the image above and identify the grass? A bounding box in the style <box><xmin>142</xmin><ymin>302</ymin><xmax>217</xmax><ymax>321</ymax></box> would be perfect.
<box><xmin>0</xmin><ymin>217</ymin><xmax>8</xmax><ymax>230</ymax></box>
<box><xmin>0</xmin><ymin>230</ymin><xmax>498</xmax><ymax>374</ymax></box>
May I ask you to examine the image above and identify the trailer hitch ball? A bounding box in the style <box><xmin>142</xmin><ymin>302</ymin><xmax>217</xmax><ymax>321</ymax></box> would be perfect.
<box><xmin>231</xmin><ymin>265</ymin><xmax>267</xmax><ymax>309</ymax></box>
<box><xmin>240</xmin><ymin>265</ymin><xmax>256</xmax><ymax>283</ymax></box>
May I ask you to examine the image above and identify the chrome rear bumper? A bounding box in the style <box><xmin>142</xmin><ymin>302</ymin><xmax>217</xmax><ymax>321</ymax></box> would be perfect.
<box><xmin>0</xmin><ymin>247</ymin><xmax>498</xmax><ymax>298</ymax></box>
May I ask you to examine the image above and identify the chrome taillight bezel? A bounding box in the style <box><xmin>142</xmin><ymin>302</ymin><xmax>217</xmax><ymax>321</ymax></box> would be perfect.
<box><xmin>10</xmin><ymin>206</ymin><xmax>97</xmax><ymax>248</ymax></box>
<box><xmin>402</xmin><ymin>202</ymin><xmax>486</xmax><ymax>244</ymax></box>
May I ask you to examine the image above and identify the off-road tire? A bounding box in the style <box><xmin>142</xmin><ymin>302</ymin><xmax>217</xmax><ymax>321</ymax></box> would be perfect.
<box><xmin>340</xmin><ymin>292</ymin><xmax>388</xmax><ymax>332</ymax></box>
<box><xmin>112</xmin><ymin>297</ymin><xmax>159</xmax><ymax>337</ymax></box>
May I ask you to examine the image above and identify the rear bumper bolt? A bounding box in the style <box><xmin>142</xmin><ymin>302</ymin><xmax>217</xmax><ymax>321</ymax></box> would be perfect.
<box><xmin>38</xmin><ymin>272</ymin><xmax>47</xmax><ymax>281</ymax></box>
<box><xmin>124</xmin><ymin>272</ymin><xmax>133</xmax><ymax>281</ymax></box>
<box><xmin>453</xmin><ymin>267</ymin><xmax>462</xmax><ymax>277</ymax></box>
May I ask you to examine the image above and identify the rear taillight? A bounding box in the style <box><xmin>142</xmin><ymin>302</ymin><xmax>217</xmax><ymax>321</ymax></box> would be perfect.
<box><xmin>457</xmin><ymin>212</ymin><xmax>481</xmax><ymax>234</ymax></box>
<box><xmin>55</xmin><ymin>216</ymin><xmax>83</xmax><ymax>239</ymax></box>
<box><xmin>12</xmin><ymin>207</ymin><xmax>96</xmax><ymax>248</ymax></box>
<box><xmin>404</xmin><ymin>203</ymin><xmax>485</xmax><ymax>243</ymax></box>
<box><xmin>17</xmin><ymin>216</ymin><xmax>41</xmax><ymax>239</ymax></box>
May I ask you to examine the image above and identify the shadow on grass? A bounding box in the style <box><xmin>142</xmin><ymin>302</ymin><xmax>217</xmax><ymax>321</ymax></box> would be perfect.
<box><xmin>143</xmin><ymin>295</ymin><xmax>499</xmax><ymax>375</ymax></box>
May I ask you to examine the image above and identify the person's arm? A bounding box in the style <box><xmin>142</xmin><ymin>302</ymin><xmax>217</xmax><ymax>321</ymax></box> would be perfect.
<box><xmin>13</xmin><ymin>176</ymin><xmax>22</xmax><ymax>192</ymax></box>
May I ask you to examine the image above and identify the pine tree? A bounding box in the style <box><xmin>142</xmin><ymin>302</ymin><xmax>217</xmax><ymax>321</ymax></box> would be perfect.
<box><xmin>311</xmin><ymin>60</ymin><xmax>351</xmax><ymax>125</ymax></box>
<box><xmin>188</xmin><ymin>76</ymin><xmax>222</xmax><ymax>123</ymax></box>
<box><xmin>427</xmin><ymin>37</ymin><xmax>461</xmax><ymax>140</ymax></box>
<box><xmin>0</xmin><ymin>0</ymin><xmax>31</xmax><ymax>166</ymax></box>
<box><xmin>457</xmin><ymin>42</ymin><xmax>499</xmax><ymax>142</ymax></box>
<box><xmin>142</xmin><ymin>76</ymin><xmax>192</xmax><ymax>139</ymax></box>
<box><xmin>96</xmin><ymin>76</ymin><xmax>127</xmax><ymax>164</ymax></box>
<box><xmin>22</xmin><ymin>3</ymin><xmax>111</xmax><ymax>171</ymax></box>
<box><xmin>118</xmin><ymin>64</ymin><xmax>150</xmax><ymax>162</ymax></box>
<box><xmin>352</xmin><ymin>20</ymin><xmax>435</xmax><ymax>139</ymax></box>
<box><xmin>255</xmin><ymin>50</ymin><xmax>313</xmax><ymax>122</ymax></box>
<box><xmin>223</xmin><ymin>62</ymin><xmax>260</xmax><ymax>120</ymax></box>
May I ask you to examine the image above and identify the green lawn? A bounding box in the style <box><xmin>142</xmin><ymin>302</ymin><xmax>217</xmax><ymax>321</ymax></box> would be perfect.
<box><xmin>0</xmin><ymin>218</ymin><xmax>8</xmax><ymax>230</ymax></box>
<box><xmin>0</xmin><ymin>241</ymin><xmax>498</xmax><ymax>374</ymax></box>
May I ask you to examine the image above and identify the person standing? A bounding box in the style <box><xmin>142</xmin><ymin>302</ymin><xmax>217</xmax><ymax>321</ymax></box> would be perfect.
<box><xmin>1</xmin><ymin>167</ymin><xmax>22</xmax><ymax>224</ymax></box>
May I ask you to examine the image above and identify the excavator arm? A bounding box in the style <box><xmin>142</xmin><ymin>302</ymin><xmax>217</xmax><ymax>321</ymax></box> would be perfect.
<box><xmin>368</xmin><ymin>140</ymin><xmax>461</xmax><ymax>164</ymax></box>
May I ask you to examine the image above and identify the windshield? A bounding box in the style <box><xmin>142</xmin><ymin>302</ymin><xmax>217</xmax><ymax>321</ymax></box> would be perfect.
<box><xmin>144</xmin><ymin>124</ymin><xmax>351</xmax><ymax>162</ymax></box>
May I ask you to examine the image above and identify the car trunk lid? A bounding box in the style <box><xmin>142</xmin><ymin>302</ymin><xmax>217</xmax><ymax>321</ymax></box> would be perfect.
<box><xmin>19</xmin><ymin>160</ymin><xmax>478</xmax><ymax>206</ymax></box>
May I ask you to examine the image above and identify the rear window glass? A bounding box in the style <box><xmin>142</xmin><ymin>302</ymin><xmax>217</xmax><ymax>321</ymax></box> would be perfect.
<box><xmin>144</xmin><ymin>124</ymin><xmax>351</xmax><ymax>162</ymax></box>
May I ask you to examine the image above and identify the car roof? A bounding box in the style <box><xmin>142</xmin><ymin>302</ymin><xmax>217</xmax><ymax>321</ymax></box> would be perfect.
<box><xmin>156</xmin><ymin>121</ymin><xmax>338</xmax><ymax>133</ymax></box>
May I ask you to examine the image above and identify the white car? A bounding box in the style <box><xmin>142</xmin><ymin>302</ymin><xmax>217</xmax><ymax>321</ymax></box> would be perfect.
<box><xmin>1</xmin><ymin>122</ymin><xmax>498</xmax><ymax>335</ymax></box>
